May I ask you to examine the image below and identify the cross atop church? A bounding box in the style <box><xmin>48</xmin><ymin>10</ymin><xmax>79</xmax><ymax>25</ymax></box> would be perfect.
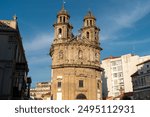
<box><xmin>62</xmin><ymin>0</ymin><xmax>66</xmax><ymax>9</ymax></box>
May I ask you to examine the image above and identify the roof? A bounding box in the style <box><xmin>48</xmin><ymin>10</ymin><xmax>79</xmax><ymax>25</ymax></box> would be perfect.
<box><xmin>57</xmin><ymin>5</ymin><xmax>70</xmax><ymax>17</ymax></box>
<box><xmin>84</xmin><ymin>11</ymin><xmax>96</xmax><ymax>20</ymax></box>
<box><xmin>103</xmin><ymin>56</ymin><xmax>120</xmax><ymax>60</ymax></box>
<box><xmin>137</xmin><ymin>59</ymin><xmax>150</xmax><ymax>66</ymax></box>
<box><xmin>0</xmin><ymin>20</ymin><xmax>15</xmax><ymax>31</ymax></box>
<box><xmin>131</xmin><ymin>71</ymin><xmax>139</xmax><ymax>77</ymax></box>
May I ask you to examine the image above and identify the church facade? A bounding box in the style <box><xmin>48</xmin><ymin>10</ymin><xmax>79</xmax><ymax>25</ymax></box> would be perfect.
<box><xmin>50</xmin><ymin>6</ymin><xmax>103</xmax><ymax>100</ymax></box>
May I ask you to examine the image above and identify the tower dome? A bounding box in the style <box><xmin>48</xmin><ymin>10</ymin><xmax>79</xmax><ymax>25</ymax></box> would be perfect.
<box><xmin>84</xmin><ymin>11</ymin><xmax>96</xmax><ymax>21</ymax></box>
<box><xmin>57</xmin><ymin>5</ymin><xmax>70</xmax><ymax>18</ymax></box>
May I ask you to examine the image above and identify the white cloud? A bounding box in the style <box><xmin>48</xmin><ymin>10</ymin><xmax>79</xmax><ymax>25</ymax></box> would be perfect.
<box><xmin>100</xmin><ymin>1</ymin><xmax>150</xmax><ymax>40</ymax></box>
<box><xmin>24</xmin><ymin>33</ymin><xmax>53</xmax><ymax>52</ymax></box>
<box><xmin>109</xmin><ymin>38</ymin><xmax>150</xmax><ymax>46</ymax></box>
<box><xmin>23</xmin><ymin>33</ymin><xmax>53</xmax><ymax>66</ymax></box>
<box><xmin>114</xmin><ymin>2</ymin><xmax>150</xmax><ymax>28</ymax></box>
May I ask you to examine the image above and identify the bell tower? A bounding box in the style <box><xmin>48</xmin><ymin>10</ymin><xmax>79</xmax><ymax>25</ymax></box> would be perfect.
<box><xmin>81</xmin><ymin>11</ymin><xmax>100</xmax><ymax>45</ymax></box>
<box><xmin>53</xmin><ymin>5</ymin><xmax>73</xmax><ymax>43</ymax></box>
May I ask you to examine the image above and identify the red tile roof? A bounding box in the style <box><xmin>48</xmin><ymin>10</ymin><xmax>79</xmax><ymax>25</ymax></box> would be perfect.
<box><xmin>103</xmin><ymin>56</ymin><xmax>120</xmax><ymax>60</ymax></box>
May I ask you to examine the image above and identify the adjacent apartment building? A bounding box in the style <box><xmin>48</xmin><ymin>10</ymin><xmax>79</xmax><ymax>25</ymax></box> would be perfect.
<box><xmin>0</xmin><ymin>16</ymin><xmax>31</xmax><ymax>99</ymax></box>
<box><xmin>131</xmin><ymin>60</ymin><xmax>150</xmax><ymax>99</ymax></box>
<box><xmin>101</xmin><ymin>54</ymin><xmax>150</xmax><ymax>99</ymax></box>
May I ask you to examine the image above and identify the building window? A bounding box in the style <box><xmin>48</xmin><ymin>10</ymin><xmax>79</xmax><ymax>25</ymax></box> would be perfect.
<box><xmin>140</xmin><ymin>72</ymin><xmax>143</xmax><ymax>74</ymax></box>
<box><xmin>97</xmin><ymin>83</ymin><xmax>100</xmax><ymax>89</ymax></box>
<box><xmin>58</xmin><ymin>82</ymin><xmax>61</xmax><ymax>88</ymax></box>
<box><xmin>78</xmin><ymin>50</ymin><xmax>83</xmax><ymax>59</ymax></box>
<box><xmin>111</xmin><ymin>60</ymin><xmax>122</xmax><ymax>66</ymax></box>
<box><xmin>117</xmin><ymin>66</ymin><xmax>122</xmax><ymax>71</ymax></box>
<box><xmin>76</xmin><ymin>94</ymin><xmax>87</xmax><ymax>100</ymax></box>
<box><xmin>60</xmin><ymin>16</ymin><xmax>62</xmax><ymax>22</ymax></box>
<box><xmin>113</xmin><ymin>67</ymin><xmax>117</xmax><ymax>71</ymax></box>
<box><xmin>147</xmin><ymin>65</ymin><xmax>149</xmax><ymax>68</ymax></box>
<box><xmin>116</xmin><ymin>60</ymin><xmax>122</xmax><ymax>65</ymax></box>
<box><xmin>63</xmin><ymin>16</ymin><xmax>65</xmax><ymax>22</ymax></box>
<box><xmin>58</xmin><ymin>28</ymin><xmax>62</xmax><ymax>34</ymax></box>
<box><xmin>87</xmin><ymin>20</ymin><xmax>89</xmax><ymax>26</ymax></box>
<box><xmin>67</xmin><ymin>28</ymin><xmax>69</xmax><ymax>37</ymax></box>
<box><xmin>95</xmin><ymin>32</ymin><xmax>97</xmax><ymax>40</ymax></box>
<box><xmin>119</xmin><ymin>79</ymin><xmax>124</xmax><ymax>84</ymax></box>
<box><xmin>51</xmin><ymin>95</ymin><xmax>53</xmax><ymax>100</ymax></box>
<box><xmin>79</xmin><ymin>80</ymin><xmax>84</xmax><ymax>88</ymax></box>
<box><xmin>118</xmin><ymin>72</ymin><xmax>123</xmax><ymax>77</ymax></box>
<box><xmin>86</xmin><ymin>32</ymin><xmax>89</xmax><ymax>39</ymax></box>
<box><xmin>141</xmin><ymin>78</ymin><xmax>144</xmax><ymax>86</ymax></box>
<box><xmin>90</xmin><ymin>20</ymin><xmax>92</xmax><ymax>26</ymax></box>
<box><xmin>111</xmin><ymin>61</ymin><xmax>116</xmax><ymax>66</ymax></box>
<box><xmin>114</xmin><ymin>80</ymin><xmax>118</xmax><ymax>85</ymax></box>
<box><xmin>113</xmin><ymin>73</ymin><xmax>117</xmax><ymax>78</ymax></box>
<box><xmin>134</xmin><ymin>80</ymin><xmax>137</xmax><ymax>88</ymax></box>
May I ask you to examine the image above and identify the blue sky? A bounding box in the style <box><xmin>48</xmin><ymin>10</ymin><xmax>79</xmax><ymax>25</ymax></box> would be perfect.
<box><xmin>1</xmin><ymin>0</ymin><xmax>150</xmax><ymax>87</ymax></box>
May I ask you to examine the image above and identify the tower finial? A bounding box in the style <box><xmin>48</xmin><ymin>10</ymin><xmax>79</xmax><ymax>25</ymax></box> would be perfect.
<box><xmin>62</xmin><ymin>0</ymin><xmax>66</xmax><ymax>10</ymax></box>
<box><xmin>88</xmin><ymin>8</ymin><xmax>91</xmax><ymax>12</ymax></box>
<box><xmin>13</xmin><ymin>14</ymin><xmax>17</xmax><ymax>21</ymax></box>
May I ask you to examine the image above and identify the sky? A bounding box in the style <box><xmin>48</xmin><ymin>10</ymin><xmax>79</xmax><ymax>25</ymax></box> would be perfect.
<box><xmin>1</xmin><ymin>0</ymin><xmax>150</xmax><ymax>87</ymax></box>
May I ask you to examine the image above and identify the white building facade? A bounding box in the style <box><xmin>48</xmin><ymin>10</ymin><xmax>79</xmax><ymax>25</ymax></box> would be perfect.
<box><xmin>101</xmin><ymin>54</ymin><xmax>150</xmax><ymax>99</ymax></box>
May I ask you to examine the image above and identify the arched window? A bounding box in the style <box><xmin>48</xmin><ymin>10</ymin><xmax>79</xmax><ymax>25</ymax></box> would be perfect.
<box><xmin>97</xmin><ymin>83</ymin><xmax>100</xmax><ymax>89</ymax></box>
<box><xmin>76</xmin><ymin>94</ymin><xmax>87</xmax><ymax>100</ymax></box>
<box><xmin>87</xmin><ymin>20</ymin><xmax>89</xmax><ymax>26</ymax></box>
<box><xmin>63</xmin><ymin>16</ymin><xmax>65</xmax><ymax>22</ymax></box>
<box><xmin>90</xmin><ymin>20</ymin><xmax>92</xmax><ymax>26</ymax></box>
<box><xmin>86</xmin><ymin>32</ymin><xmax>89</xmax><ymax>39</ymax></box>
<box><xmin>95</xmin><ymin>32</ymin><xmax>97</xmax><ymax>40</ymax></box>
<box><xmin>60</xmin><ymin>16</ymin><xmax>62</xmax><ymax>22</ymax></box>
<box><xmin>67</xmin><ymin>28</ymin><xmax>69</xmax><ymax>37</ymax></box>
<box><xmin>78</xmin><ymin>50</ymin><xmax>83</xmax><ymax>59</ymax></box>
<box><xmin>58</xmin><ymin>28</ymin><xmax>62</xmax><ymax>34</ymax></box>
<box><xmin>79</xmin><ymin>80</ymin><xmax>84</xmax><ymax>88</ymax></box>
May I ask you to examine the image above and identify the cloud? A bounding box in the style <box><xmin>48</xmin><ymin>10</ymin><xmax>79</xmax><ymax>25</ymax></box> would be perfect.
<box><xmin>24</xmin><ymin>33</ymin><xmax>53</xmax><ymax>52</ymax></box>
<box><xmin>109</xmin><ymin>38</ymin><xmax>150</xmax><ymax>46</ymax></box>
<box><xmin>114</xmin><ymin>2</ymin><xmax>150</xmax><ymax>28</ymax></box>
<box><xmin>23</xmin><ymin>33</ymin><xmax>52</xmax><ymax>86</ymax></box>
<box><xmin>23</xmin><ymin>33</ymin><xmax>53</xmax><ymax>66</ymax></box>
<box><xmin>99</xmin><ymin>1</ymin><xmax>150</xmax><ymax>40</ymax></box>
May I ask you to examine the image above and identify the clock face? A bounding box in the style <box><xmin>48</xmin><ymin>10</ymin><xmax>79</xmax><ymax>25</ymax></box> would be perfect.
<box><xmin>58</xmin><ymin>34</ymin><xmax>62</xmax><ymax>38</ymax></box>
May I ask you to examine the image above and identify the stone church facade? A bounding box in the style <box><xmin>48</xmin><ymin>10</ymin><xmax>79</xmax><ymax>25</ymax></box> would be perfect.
<box><xmin>50</xmin><ymin>6</ymin><xmax>103</xmax><ymax>100</ymax></box>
